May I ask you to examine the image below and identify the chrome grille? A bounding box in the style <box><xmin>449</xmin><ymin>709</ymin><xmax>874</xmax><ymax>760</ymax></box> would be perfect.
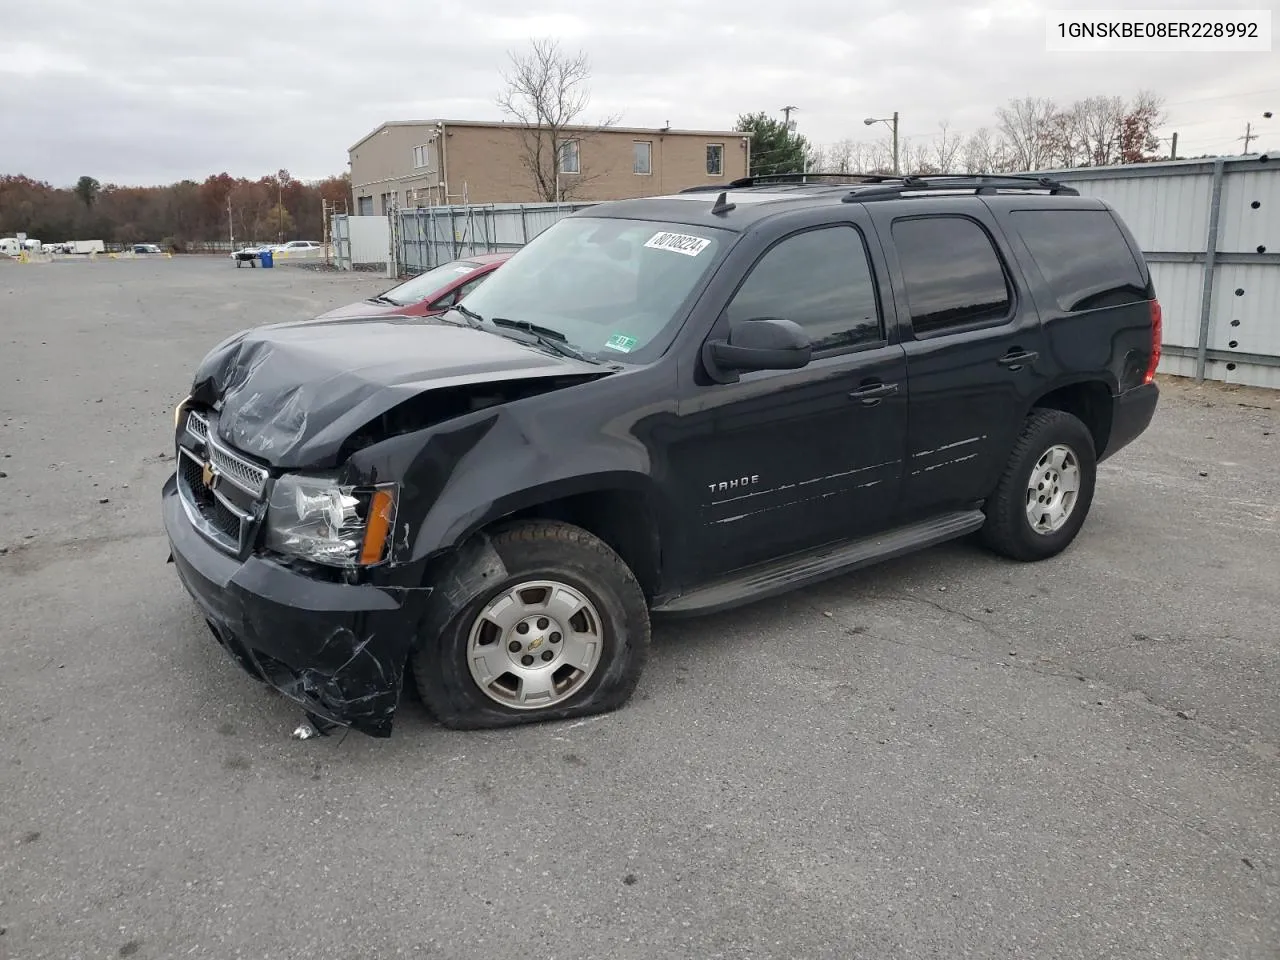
<box><xmin>185</xmin><ymin>409</ymin><xmax>267</xmax><ymax>499</ymax></box>
<box><xmin>186</xmin><ymin>410</ymin><xmax>209</xmax><ymax>441</ymax></box>
<box><xmin>184</xmin><ymin>410</ymin><xmax>266</xmax><ymax>498</ymax></box>
<box><xmin>209</xmin><ymin>442</ymin><xmax>268</xmax><ymax>498</ymax></box>
<box><xmin>177</xmin><ymin>408</ymin><xmax>269</xmax><ymax>555</ymax></box>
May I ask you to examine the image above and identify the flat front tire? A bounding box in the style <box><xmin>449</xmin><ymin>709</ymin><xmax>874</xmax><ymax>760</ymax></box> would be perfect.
<box><xmin>412</xmin><ymin>521</ymin><xmax>650</xmax><ymax>730</ymax></box>
<box><xmin>980</xmin><ymin>409</ymin><xmax>1097</xmax><ymax>562</ymax></box>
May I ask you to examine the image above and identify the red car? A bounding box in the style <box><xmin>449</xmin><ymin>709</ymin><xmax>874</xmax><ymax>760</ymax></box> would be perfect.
<box><xmin>315</xmin><ymin>252</ymin><xmax>512</xmax><ymax>320</ymax></box>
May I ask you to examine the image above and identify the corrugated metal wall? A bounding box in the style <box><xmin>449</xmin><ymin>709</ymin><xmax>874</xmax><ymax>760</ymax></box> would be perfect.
<box><xmin>1040</xmin><ymin>155</ymin><xmax>1279</xmax><ymax>389</ymax></box>
<box><xmin>397</xmin><ymin>203</ymin><xmax>594</xmax><ymax>275</ymax></box>
<box><xmin>328</xmin><ymin>215</ymin><xmax>391</xmax><ymax>269</ymax></box>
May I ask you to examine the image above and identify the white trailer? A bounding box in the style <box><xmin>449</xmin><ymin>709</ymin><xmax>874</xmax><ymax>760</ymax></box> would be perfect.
<box><xmin>60</xmin><ymin>239</ymin><xmax>106</xmax><ymax>254</ymax></box>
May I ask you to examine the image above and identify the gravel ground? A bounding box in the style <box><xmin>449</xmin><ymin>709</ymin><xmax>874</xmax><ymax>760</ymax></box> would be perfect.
<box><xmin>1</xmin><ymin>255</ymin><xmax>1277</xmax><ymax>960</ymax></box>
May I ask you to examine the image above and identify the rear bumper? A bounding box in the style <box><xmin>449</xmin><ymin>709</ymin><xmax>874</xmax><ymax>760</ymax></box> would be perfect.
<box><xmin>1101</xmin><ymin>381</ymin><xmax>1159</xmax><ymax>461</ymax></box>
<box><xmin>162</xmin><ymin>473</ymin><xmax>428</xmax><ymax>737</ymax></box>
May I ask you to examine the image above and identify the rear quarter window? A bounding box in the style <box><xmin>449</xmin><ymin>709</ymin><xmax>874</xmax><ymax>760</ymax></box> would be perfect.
<box><xmin>1010</xmin><ymin>209</ymin><xmax>1148</xmax><ymax>312</ymax></box>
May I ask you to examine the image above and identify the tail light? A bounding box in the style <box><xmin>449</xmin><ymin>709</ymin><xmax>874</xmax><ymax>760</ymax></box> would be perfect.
<box><xmin>1144</xmin><ymin>299</ymin><xmax>1162</xmax><ymax>384</ymax></box>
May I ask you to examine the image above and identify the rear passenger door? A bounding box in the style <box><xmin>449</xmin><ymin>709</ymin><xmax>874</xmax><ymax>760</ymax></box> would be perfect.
<box><xmin>869</xmin><ymin>201</ymin><xmax>1052</xmax><ymax>518</ymax></box>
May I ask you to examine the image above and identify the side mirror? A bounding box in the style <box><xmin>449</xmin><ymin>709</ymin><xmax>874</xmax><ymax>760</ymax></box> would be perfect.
<box><xmin>703</xmin><ymin>317</ymin><xmax>812</xmax><ymax>383</ymax></box>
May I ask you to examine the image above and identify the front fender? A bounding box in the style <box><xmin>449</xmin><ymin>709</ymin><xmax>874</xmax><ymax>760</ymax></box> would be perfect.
<box><xmin>345</xmin><ymin>401</ymin><xmax>672</xmax><ymax>567</ymax></box>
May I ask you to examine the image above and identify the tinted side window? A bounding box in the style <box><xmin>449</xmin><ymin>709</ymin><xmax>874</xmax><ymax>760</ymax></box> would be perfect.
<box><xmin>725</xmin><ymin>225</ymin><xmax>882</xmax><ymax>352</ymax></box>
<box><xmin>892</xmin><ymin>217</ymin><xmax>1011</xmax><ymax>335</ymax></box>
<box><xmin>1011</xmin><ymin>209</ymin><xmax>1148</xmax><ymax>311</ymax></box>
<box><xmin>456</xmin><ymin>274</ymin><xmax>490</xmax><ymax>300</ymax></box>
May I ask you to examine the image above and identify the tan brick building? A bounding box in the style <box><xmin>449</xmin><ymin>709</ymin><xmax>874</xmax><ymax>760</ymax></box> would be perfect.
<box><xmin>348</xmin><ymin>119</ymin><xmax>751</xmax><ymax>211</ymax></box>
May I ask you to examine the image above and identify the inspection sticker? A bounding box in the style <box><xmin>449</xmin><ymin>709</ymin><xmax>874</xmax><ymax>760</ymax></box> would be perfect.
<box><xmin>644</xmin><ymin>231</ymin><xmax>711</xmax><ymax>257</ymax></box>
<box><xmin>604</xmin><ymin>333</ymin><xmax>639</xmax><ymax>353</ymax></box>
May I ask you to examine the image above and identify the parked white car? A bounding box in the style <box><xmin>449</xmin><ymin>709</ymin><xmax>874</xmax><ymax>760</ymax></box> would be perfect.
<box><xmin>270</xmin><ymin>240</ymin><xmax>322</xmax><ymax>253</ymax></box>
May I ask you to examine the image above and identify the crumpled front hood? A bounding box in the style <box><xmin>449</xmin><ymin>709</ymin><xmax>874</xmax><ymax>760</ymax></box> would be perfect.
<box><xmin>189</xmin><ymin>315</ymin><xmax>604</xmax><ymax>469</ymax></box>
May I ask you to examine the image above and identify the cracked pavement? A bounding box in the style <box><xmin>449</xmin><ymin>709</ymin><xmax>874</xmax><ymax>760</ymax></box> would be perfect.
<box><xmin>1</xmin><ymin>257</ymin><xmax>1277</xmax><ymax>959</ymax></box>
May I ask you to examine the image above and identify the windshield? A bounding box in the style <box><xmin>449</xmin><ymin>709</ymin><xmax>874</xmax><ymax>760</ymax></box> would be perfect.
<box><xmin>455</xmin><ymin>217</ymin><xmax>730</xmax><ymax>361</ymax></box>
<box><xmin>381</xmin><ymin>260</ymin><xmax>485</xmax><ymax>306</ymax></box>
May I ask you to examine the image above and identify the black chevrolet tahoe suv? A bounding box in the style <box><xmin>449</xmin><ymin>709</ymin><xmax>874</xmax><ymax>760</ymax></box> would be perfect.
<box><xmin>162</xmin><ymin>174</ymin><xmax>1161</xmax><ymax>738</ymax></box>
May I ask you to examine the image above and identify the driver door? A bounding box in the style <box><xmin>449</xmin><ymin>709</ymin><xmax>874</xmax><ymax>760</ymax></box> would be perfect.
<box><xmin>671</xmin><ymin>217</ymin><xmax>910</xmax><ymax>581</ymax></box>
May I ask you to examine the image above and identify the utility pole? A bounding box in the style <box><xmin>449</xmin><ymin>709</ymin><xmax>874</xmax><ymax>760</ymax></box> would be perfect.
<box><xmin>1240</xmin><ymin>121</ymin><xmax>1256</xmax><ymax>154</ymax></box>
<box><xmin>863</xmin><ymin>111</ymin><xmax>900</xmax><ymax>176</ymax></box>
<box><xmin>227</xmin><ymin>194</ymin><xmax>234</xmax><ymax>251</ymax></box>
<box><xmin>1169</xmin><ymin>132</ymin><xmax>1178</xmax><ymax>160</ymax></box>
<box><xmin>891</xmin><ymin>110</ymin><xmax>899</xmax><ymax>176</ymax></box>
<box><xmin>780</xmin><ymin>106</ymin><xmax>800</xmax><ymax>175</ymax></box>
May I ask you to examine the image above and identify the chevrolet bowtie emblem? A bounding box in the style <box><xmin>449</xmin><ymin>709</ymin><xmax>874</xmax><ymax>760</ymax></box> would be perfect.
<box><xmin>202</xmin><ymin>460</ymin><xmax>218</xmax><ymax>489</ymax></box>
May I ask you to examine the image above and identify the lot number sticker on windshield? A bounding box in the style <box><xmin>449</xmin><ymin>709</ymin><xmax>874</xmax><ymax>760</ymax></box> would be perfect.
<box><xmin>604</xmin><ymin>333</ymin><xmax>638</xmax><ymax>353</ymax></box>
<box><xmin>644</xmin><ymin>231</ymin><xmax>711</xmax><ymax>257</ymax></box>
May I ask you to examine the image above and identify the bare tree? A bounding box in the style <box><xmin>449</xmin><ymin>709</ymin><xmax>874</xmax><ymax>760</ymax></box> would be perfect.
<box><xmin>1071</xmin><ymin>95</ymin><xmax>1128</xmax><ymax>165</ymax></box>
<box><xmin>824</xmin><ymin>139</ymin><xmax>854</xmax><ymax>173</ymax></box>
<box><xmin>963</xmin><ymin>127</ymin><xmax>1009</xmax><ymax>173</ymax></box>
<box><xmin>929</xmin><ymin>121</ymin><xmax>963</xmax><ymax>173</ymax></box>
<box><xmin>496</xmin><ymin>38</ymin><xmax>618</xmax><ymax>201</ymax></box>
<box><xmin>996</xmin><ymin>96</ymin><xmax>1059</xmax><ymax>171</ymax></box>
<box><xmin>902</xmin><ymin>138</ymin><xmax>939</xmax><ymax>175</ymax></box>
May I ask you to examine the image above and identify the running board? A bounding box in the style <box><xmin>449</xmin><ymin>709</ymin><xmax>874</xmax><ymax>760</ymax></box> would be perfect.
<box><xmin>651</xmin><ymin>510</ymin><xmax>986</xmax><ymax>617</ymax></box>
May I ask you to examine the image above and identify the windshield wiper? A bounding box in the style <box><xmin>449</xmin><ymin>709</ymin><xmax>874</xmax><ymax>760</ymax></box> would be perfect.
<box><xmin>490</xmin><ymin>317</ymin><xmax>596</xmax><ymax>363</ymax></box>
<box><xmin>450</xmin><ymin>303</ymin><xmax>485</xmax><ymax>327</ymax></box>
<box><xmin>368</xmin><ymin>294</ymin><xmax>399</xmax><ymax>305</ymax></box>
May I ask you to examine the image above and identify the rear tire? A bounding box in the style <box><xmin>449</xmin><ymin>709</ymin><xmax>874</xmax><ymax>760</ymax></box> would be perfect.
<box><xmin>980</xmin><ymin>409</ymin><xmax>1097</xmax><ymax>562</ymax></box>
<box><xmin>412</xmin><ymin>521</ymin><xmax>650</xmax><ymax>730</ymax></box>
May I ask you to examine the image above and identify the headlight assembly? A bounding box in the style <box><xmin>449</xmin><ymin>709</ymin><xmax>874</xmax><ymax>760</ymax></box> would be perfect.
<box><xmin>264</xmin><ymin>474</ymin><xmax>398</xmax><ymax>568</ymax></box>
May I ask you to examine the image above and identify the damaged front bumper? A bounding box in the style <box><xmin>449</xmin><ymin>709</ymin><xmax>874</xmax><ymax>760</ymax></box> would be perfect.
<box><xmin>162</xmin><ymin>473</ymin><xmax>428</xmax><ymax>737</ymax></box>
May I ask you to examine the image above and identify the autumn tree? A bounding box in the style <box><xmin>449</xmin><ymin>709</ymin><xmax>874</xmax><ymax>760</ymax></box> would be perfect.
<box><xmin>1118</xmin><ymin>91</ymin><xmax>1166</xmax><ymax>163</ymax></box>
<box><xmin>496</xmin><ymin>38</ymin><xmax>617</xmax><ymax>202</ymax></box>
<box><xmin>255</xmin><ymin>203</ymin><xmax>294</xmax><ymax>241</ymax></box>
<box><xmin>0</xmin><ymin>170</ymin><xmax>346</xmax><ymax>248</ymax></box>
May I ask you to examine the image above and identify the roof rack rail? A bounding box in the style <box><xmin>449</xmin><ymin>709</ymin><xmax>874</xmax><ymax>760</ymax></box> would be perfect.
<box><xmin>678</xmin><ymin>172</ymin><xmax>875</xmax><ymax>193</ymax></box>
<box><xmin>841</xmin><ymin>174</ymin><xmax>1078</xmax><ymax>202</ymax></box>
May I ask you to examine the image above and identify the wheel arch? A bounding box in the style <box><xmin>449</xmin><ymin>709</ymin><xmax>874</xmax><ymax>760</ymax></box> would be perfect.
<box><xmin>422</xmin><ymin>471</ymin><xmax>669</xmax><ymax>601</ymax></box>
<box><xmin>1027</xmin><ymin>376</ymin><xmax>1115</xmax><ymax>457</ymax></box>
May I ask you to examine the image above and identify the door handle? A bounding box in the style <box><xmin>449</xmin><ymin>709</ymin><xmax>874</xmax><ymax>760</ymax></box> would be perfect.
<box><xmin>998</xmin><ymin>350</ymin><xmax>1039</xmax><ymax>369</ymax></box>
<box><xmin>848</xmin><ymin>381</ymin><xmax>899</xmax><ymax>405</ymax></box>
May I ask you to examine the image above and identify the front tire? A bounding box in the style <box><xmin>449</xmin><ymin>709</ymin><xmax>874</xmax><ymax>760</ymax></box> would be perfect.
<box><xmin>412</xmin><ymin>521</ymin><xmax>650</xmax><ymax>730</ymax></box>
<box><xmin>980</xmin><ymin>409</ymin><xmax>1097</xmax><ymax>562</ymax></box>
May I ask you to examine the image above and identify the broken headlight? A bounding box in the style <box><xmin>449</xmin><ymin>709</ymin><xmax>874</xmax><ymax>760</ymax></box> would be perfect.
<box><xmin>264</xmin><ymin>474</ymin><xmax>397</xmax><ymax>568</ymax></box>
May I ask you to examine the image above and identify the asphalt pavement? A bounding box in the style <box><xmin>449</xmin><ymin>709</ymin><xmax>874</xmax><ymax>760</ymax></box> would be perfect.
<box><xmin>1</xmin><ymin>255</ymin><xmax>1277</xmax><ymax>960</ymax></box>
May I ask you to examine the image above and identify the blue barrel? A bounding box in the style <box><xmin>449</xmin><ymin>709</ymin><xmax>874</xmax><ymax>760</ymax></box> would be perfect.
<box><xmin>259</xmin><ymin>249</ymin><xmax>274</xmax><ymax>268</ymax></box>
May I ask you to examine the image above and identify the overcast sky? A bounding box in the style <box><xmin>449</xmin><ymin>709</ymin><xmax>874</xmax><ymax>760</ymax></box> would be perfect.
<box><xmin>2</xmin><ymin>0</ymin><xmax>1276</xmax><ymax>186</ymax></box>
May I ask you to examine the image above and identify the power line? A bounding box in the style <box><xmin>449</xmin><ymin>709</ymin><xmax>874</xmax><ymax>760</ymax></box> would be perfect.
<box><xmin>1161</xmin><ymin>86</ymin><xmax>1280</xmax><ymax>108</ymax></box>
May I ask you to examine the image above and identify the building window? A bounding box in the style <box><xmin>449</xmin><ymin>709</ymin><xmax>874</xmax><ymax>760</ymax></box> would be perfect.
<box><xmin>356</xmin><ymin>196</ymin><xmax>373</xmax><ymax>216</ymax></box>
<box><xmin>558</xmin><ymin>139</ymin><xmax>580</xmax><ymax>174</ymax></box>
<box><xmin>412</xmin><ymin>145</ymin><xmax>430</xmax><ymax>168</ymax></box>
<box><xmin>706</xmin><ymin>143</ymin><xmax>724</xmax><ymax>176</ymax></box>
<box><xmin>380</xmin><ymin>192</ymin><xmax>396</xmax><ymax>215</ymax></box>
<box><xmin>633</xmin><ymin>140</ymin><xmax>652</xmax><ymax>175</ymax></box>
